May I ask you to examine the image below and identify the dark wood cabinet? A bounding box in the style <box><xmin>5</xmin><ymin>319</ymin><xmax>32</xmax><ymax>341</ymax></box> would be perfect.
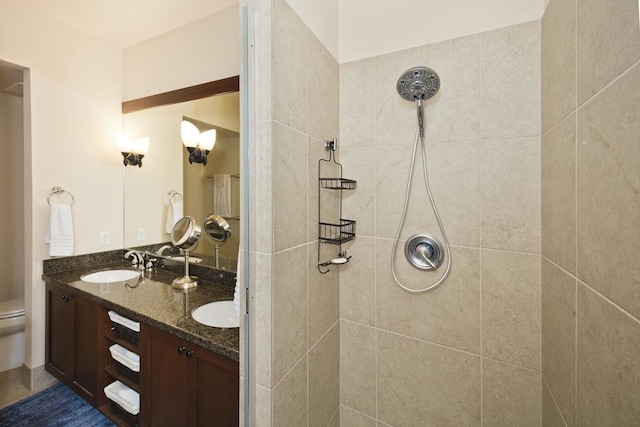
<box><xmin>45</xmin><ymin>282</ymin><xmax>99</xmax><ymax>404</ymax></box>
<box><xmin>140</xmin><ymin>324</ymin><xmax>239</xmax><ymax>427</ymax></box>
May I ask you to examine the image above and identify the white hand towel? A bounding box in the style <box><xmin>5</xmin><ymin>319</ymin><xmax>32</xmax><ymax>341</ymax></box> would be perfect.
<box><xmin>165</xmin><ymin>201</ymin><xmax>184</xmax><ymax>233</ymax></box>
<box><xmin>233</xmin><ymin>247</ymin><xmax>241</xmax><ymax>316</ymax></box>
<box><xmin>46</xmin><ymin>204</ymin><xmax>74</xmax><ymax>256</ymax></box>
<box><xmin>213</xmin><ymin>174</ymin><xmax>232</xmax><ymax>217</ymax></box>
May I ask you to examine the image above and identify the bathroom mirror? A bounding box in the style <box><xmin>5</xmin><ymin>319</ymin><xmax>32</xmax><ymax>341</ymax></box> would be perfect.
<box><xmin>123</xmin><ymin>78</ymin><xmax>240</xmax><ymax>273</ymax></box>
<box><xmin>204</xmin><ymin>214</ymin><xmax>231</xmax><ymax>244</ymax></box>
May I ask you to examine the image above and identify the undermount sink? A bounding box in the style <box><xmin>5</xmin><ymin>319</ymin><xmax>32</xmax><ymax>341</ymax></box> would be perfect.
<box><xmin>168</xmin><ymin>256</ymin><xmax>202</xmax><ymax>264</ymax></box>
<box><xmin>80</xmin><ymin>270</ymin><xmax>141</xmax><ymax>283</ymax></box>
<box><xmin>191</xmin><ymin>301</ymin><xmax>239</xmax><ymax>328</ymax></box>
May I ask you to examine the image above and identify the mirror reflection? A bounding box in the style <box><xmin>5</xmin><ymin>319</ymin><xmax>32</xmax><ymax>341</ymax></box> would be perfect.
<box><xmin>123</xmin><ymin>91</ymin><xmax>240</xmax><ymax>272</ymax></box>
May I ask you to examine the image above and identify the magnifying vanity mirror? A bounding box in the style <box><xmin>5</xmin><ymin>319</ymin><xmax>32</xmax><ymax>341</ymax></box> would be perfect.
<box><xmin>123</xmin><ymin>78</ymin><xmax>240</xmax><ymax>273</ymax></box>
<box><xmin>203</xmin><ymin>214</ymin><xmax>231</xmax><ymax>268</ymax></box>
<box><xmin>170</xmin><ymin>216</ymin><xmax>201</xmax><ymax>290</ymax></box>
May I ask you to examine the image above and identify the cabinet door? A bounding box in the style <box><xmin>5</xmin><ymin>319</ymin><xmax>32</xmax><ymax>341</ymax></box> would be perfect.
<box><xmin>45</xmin><ymin>283</ymin><xmax>73</xmax><ymax>381</ymax></box>
<box><xmin>71</xmin><ymin>294</ymin><xmax>99</xmax><ymax>403</ymax></box>
<box><xmin>140</xmin><ymin>324</ymin><xmax>189</xmax><ymax>427</ymax></box>
<box><xmin>187</xmin><ymin>344</ymin><xmax>239</xmax><ymax>427</ymax></box>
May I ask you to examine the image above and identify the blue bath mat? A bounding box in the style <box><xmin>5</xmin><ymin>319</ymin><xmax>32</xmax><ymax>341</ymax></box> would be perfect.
<box><xmin>0</xmin><ymin>382</ymin><xmax>115</xmax><ymax>426</ymax></box>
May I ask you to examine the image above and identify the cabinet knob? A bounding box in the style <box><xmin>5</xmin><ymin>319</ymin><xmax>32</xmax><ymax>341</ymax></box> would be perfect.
<box><xmin>61</xmin><ymin>295</ymin><xmax>71</xmax><ymax>301</ymax></box>
<box><xmin>186</xmin><ymin>350</ymin><xmax>195</xmax><ymax>359</ymax></box>
<box><xmin>177</xmin><ymin>346</ymin><xmax>186</xmax><ymax>354</ymax></box>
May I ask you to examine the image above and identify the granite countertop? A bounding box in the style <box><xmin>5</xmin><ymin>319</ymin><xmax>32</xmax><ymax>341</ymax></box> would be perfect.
<box><xmin>42</xmin><ymin>261</ymin><xmax>239</xmax><ymax>361</ymax></box>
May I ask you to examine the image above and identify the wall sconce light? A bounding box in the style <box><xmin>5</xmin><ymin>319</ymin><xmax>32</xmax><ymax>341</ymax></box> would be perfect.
<box><xmin>181</xmin><ymin>120</ymin><xmax>216</xmax><ymax>166</ymax></box>
<box><xmin>117</xmin><ymin>133</ymin><xmax>149</xmax><ymax>167</ymax></box>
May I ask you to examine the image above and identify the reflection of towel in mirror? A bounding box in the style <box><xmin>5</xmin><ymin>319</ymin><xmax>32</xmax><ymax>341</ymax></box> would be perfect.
<box><xmin>45</xmin><ymin>204</ymin><xmax>74</xmax><ymax>256</ymax></box>
<box><xmin>213</xmin><ymin>174</ymin><xmax>232</xmax><ymax>217</ymax></box>
<box><xmin>234</xmin><ymin>247</ymin><xmax>241</xmax><ymax>316</ymax></box>
<box><xmin>165</xmin><ymin>201</ymin><xmax>183</xmax><ymax>233</ymax></box>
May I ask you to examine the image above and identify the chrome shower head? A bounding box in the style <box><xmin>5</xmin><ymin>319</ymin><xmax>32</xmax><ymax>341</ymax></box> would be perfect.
<box><xmin>396</xmin><ymin>66</ymin><xmax>440</xmax><ymax>101</ymax></box>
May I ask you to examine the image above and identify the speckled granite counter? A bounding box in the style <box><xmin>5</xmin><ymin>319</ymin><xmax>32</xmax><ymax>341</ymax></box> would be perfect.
<box><xmin>42</xmin><ymin>260</ymin><xmax>239</xmax><ymax>361</ymax></box>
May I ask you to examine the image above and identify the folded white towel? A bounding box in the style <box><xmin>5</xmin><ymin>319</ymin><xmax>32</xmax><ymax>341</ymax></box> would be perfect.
<box><xmin>165</xmin><ymin>201</ymin><xmax>184</xmax><ymax>233</ymax></box>
<box><xmin>46</xmin><ymin>204</ymin><xmax>74</xmax><ymax>257</ymax></box>
<box><xmin>213</xmin><ymin>174</ymin><xmax>232</xmax><ymax>217</ymax></box>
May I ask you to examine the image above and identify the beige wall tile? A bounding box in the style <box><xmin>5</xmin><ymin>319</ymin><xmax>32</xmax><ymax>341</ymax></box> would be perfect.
<box><xmin>541</xmin><ymin>0</ymin><xmax>576</xmax><ymax>133</ymax></box>
<box><xmin>255</xmin><ymin>384</ymin><xmax>272</xmax><ymax>427</ymax></box>
<box><xmin>482</xmin><ymin>359</ymin><xmax>541</xmax><ymax>427</ymax></box>
<box><xmin>482</xmin><ymin>250</ymin><xmax>541</xmax><ymax>370</ymax></box>
<box><xmin>542</xmin><ymin>258</ymin><xmax>576</xmax><ymax>427</ymax></box>
<box><xmin>374</xmin><ymin>145</ymin><xmax>412</xmax><ymax>239</ymax></box>
<box><xmin>253</xmin><ymin>1</ymin><xmax>272</xmax><ymax>122</ymax></box>
<box><xmin>341</xmin><ymin>321</ymin><xmax>376</xmax><ymax>417</ymax></box>
<box><xmin>272</xmin><ymin>122</ymin><xmax>307</xmax><ymax>251</ymax></box>
<box><xmin>377</xmin><ymin>242</ymin><xmax>481</xmax><ymax>353</ymax></box>
<box><xmin>576</xmin><ymin>63</ymin><xmax>640</xmax><ymax>319</ymax></box>
<box><xmin>480</xmin><ymin>21</ymin><xmax>541</xmax><ymax>139</ymax></box>
<box><xmin>341</xmin><ymin>148</ymin><xmax>375</xmax><ymax>238</ymax></box>
<box><xmin>374</xmin><ymin>34</ymin><xmax>481</xmax><ymax>147</ymax></box>
<box><xmin>309</xmin><ymin>323</ymin><xmax>340</xmax><ymax>427</ymax></box>
<box><xmin>308</xmin><ymin>242</ymin><xmax>340</xmax><ymax>348</ymax></box>
<box><xmin>272</xmin><ymin>356</ymin><xmax>307</xmax><ymax>427</ymax></box>
<box><xmin>272</xmin><ymin>0</ymin><xmax>307</xmax><ymax>133</ymax></box>
<box><xmin>576</xmin><ymin>284</ymin><xmax>640</xmax><ymax>427</ymax></box>
<box><xmin>255</xmin><ymin>121</ymin><xmax>272</xmax><ymax>253</ymax></box>
<box><xmin>341</xmin><ymin>406</ymin><xmax>376</xmax><ymax>427</ymax></box>
<box><xmin>480</xmin><ymin>137</ymin><xmax>541</xmax><ymax>253</ymax></box>
<box><xmin>272</xmin><ymin>246</ymin><xmax>307</xmax><ymax>385</ymax></box>
<box><xmin>340</xmin><ymin>237</ymin><xmax>376</xmax><ymax>327</ymax></box>
<box><xmin>310</xmin><ymin>137</ymin><xmax>341</xmax><ymax>243</ymax></box>
<box><xmin>576</xmin><ymin>0</ymin><xmax>640</xmax><ymax>104</ymax></box>
<box><xmin>542</xmin><ymin>114</ymin><xmax>576</xmax><ymax>275</ymax></box>
<box><xmin>377</xmin><ymin>330</ymin><xmax>481</xmax><ymax>426</ymax></box>
<box><xmin>543</xmin><ymin>379</ymin><xmax>568</xmax><ymax>427</ymax></box>
<box><xmin>340</xmin><ymin>58</ymin><xmax>375</xmax><ymax>149</ymax></box>
<box><xmin>254</xmin><ymin>252</ymin><xmax>273</xmax><ymax>388</ymax></box>
<box><xmin>307</xmin><ymin>31</ymin><xmax>339</xmax><ymax>142</ymax></box>
<box><xmin>327</xmin><ymin>408</ymin><xmax>340</xmax><ymax>427</ymax></box>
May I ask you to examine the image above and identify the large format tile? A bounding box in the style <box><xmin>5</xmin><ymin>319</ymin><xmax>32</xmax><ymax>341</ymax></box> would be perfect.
<box><xmin>480</xmin><ymin>137</ymin><xmax>541</xmax><ymax>253</ymax></box>
<box><xmin>576</xmin><ymin>0</ymin><xmax>640</xmax><ymax>104</ymax></box>
<box><xmin>272</xmin><ymin>0</ymin><xmax>307</xmax><ymax>132</ymax></box>
<box><xmin>307</xmin><ymin>31</ymin><xmax>339</xmax><ymax>142</ymax></box>
<box><xmin>377</xmin><ymin>331</ymin><xmax>481</xmax><ymax>426</ymax></box>
<box><xmin>541</xmin><ymin>0</ymin><xmax>576</xmax><ymax>133</ymax></box>
<box><xmin>253</xmin><ymin>0</ymin><xmax>272</xmax><ymax>122</ymax></box>
<box><xmin>272</xmin><ymin>122</ymin><xmax>307</xmax><ymax>251</ymax></box>
<box><xmin>340</xmin><ymin>58</ymin><xmax>375</xmax><ymax>149</ymax></box>
<box><xmin>377</xmin><ymin>243</ymin><xmax>480</xmax><ymax>353</ymax></box>
<box><xmin>272</xmin><ymin>246</ymin><xmax>307</xmax><ymax>385</ymax></box>
<box><xmin>576</xmin><ymin>63</ymin><xmax>640</xmax><ymax>319</ymax></box>
<box><xmin>255</xmin><ymin>384</ymin><xmax>272</xmax><ymax>427</ymax></box>
<box><xmin>254</xmin><ymin>252</ymin><xmax>273</xmax><ymax>388</ymax></box>
<box><xmin>482</xmin><ymin>250</ymin><xmax>541</xmax><ymax>370</ymax></box>
<box><xmin>341</xmin><ymin>148</ymin><xmax>375</xmax><ymax>238</ymax></box>
<box><xmin>255</xmin><ymin>121</ymin><xmax>272</xmax><ymax>253</ymax></box>
<box><xmin>340</xmin><ymin>237</ymin><xmax>376</xmax><ymax>327</ymax></box>
<box><xmin>541</xmin><ymin>114</ymin><xmax>576</xmax><ymax>274</ymax></box>
<box><xmin>341</xmin><ymin>321</ymin><xmax>376</xmax><ymax>417</ymax></box>
<box><xmin>309</xmin><ymin>137</ymin><xmax>340</xmax><ymax>243</ymax></box>
<box><xmin>542</xmin><ymin>258</ymin><xmax>576</xmax><ymax>427</ymax></box>
<box><xmin>341</xmin><ymin>405</ymin><xmax>376</xmax><ymax>427</ymax></box>
<box><xmin>482</xmin><ymin>359</ymin><xmax>541</xmax><ymax>427</ymax></box>
<box><xmin>480</xmin><ymin>21</ymin><xmax>541</xmax><ymax>139</ymax></box>
<box><xmin>543</xmin><ymin>379</ymin><xmax>568</xmax><ymax>427</ymax></box>
<box><xmin>374</xmin><ymin>34</ymin><xmax>481</xmax><ymax>147</ymax></box>
<box><xmin>307</xmin><ymin>242</ymin><xmax>339</xmax><ymax>349</ymax></box>
<box><xmin>272</xmin><ymin>356</ymin><xmax>307</xmax><ymax>427</ymax></box>
<box><xmin>309</xmin><ymin>323</ymin><xmax>340</xmax><ymax>427</ymax></box>
<box><xmin>577</xmin><ymin>284</ymin><xmax>640</xmax><ymax>427</ymax></box>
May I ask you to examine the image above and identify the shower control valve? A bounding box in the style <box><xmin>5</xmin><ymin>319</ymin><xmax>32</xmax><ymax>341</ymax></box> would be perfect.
<box><xmin>405</xmin><ymin>234</ymin><xmax>444</xmax><ymax>271</ymax></box>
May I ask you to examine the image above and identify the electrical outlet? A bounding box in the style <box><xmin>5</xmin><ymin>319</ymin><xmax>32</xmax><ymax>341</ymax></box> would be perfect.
<box><xmin>137</xmin><ymin>228</ymin><xmax>146</xmax><ymax>241</ymax></box>
<box><xmin>100</xmin><ymin>231</ymin><xmax>110</xmax><ymax>246</ymax></box>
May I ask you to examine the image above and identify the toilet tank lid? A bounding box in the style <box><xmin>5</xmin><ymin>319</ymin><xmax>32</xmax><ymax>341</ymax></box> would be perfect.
<box><xmin>0</xmin><ymin>298</ymin><xmax>25</xmax><ymax>317</ymax></box>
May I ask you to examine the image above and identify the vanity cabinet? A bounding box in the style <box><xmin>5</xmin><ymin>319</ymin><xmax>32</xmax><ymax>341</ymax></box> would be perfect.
<box><xmin>45</xmin><ymin>282</ymin><xmax>100</xmax><ymax>405</ymax></box>
<box><xmin>140</xmin><ymin>324</ymin><xmax>239</xmax><ymax>427</ymax></box>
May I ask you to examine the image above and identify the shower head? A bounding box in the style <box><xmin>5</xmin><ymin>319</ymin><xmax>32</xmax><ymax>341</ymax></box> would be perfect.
<box><xmin>396</xmin><ymin>67</ymin><xmax>440</xmax><ymax>101</ymax></box>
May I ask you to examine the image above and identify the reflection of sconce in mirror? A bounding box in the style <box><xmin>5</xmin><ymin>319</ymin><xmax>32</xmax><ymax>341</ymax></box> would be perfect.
<box><xmin>117</xmin><ymin>133</ymin><xmax>149</xmax><ymax>167</ymax></box>
<box><xmin>181</xmin><ymin>119</ymin><xmax>216</xmax><ymax>166</ymax></box>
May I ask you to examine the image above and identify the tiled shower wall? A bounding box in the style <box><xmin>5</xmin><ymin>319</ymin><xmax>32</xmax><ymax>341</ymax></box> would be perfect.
<box><xmin>339</xmin><ymin>21</ymin><xmax>542</xmax><ymax>426</ymax></box>
<box><xmin>250</xmin><ymin>0</ymin><xmax>341</xmax><ymax>425</ymax></box>
<box><xmin>540</xmin><ymin>0</ymin><xmax>640</xmax><ymax>425</ymax></box>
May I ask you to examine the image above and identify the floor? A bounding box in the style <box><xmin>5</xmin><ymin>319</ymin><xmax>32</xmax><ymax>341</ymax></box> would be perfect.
<box><xmin>0</xmin><ymin>367</ymin><xmax>53</xmax><ymax>410</ymax></box>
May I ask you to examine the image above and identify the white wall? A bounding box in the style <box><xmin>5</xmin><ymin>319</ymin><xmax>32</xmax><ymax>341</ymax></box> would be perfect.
<box><xmin>285</xmin><ymin>0</ymin><xmax>545</xmax><ymax>63</ymax></box>
<box><xmin>0</xmin><ymin>0</ymin><xmax>124</xmax><ymax>369</ymax></box>
<box><xmin>123</xmin><ymin>5</ymin><xmax>241</xmax><ymax>101</ymax></box>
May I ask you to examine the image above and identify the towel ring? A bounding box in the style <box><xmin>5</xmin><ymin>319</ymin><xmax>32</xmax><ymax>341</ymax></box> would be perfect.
<box><xmin>167</xmin><ymin>190</ymin><xmax>183</xmax><ymax>206</ymax></box>
<box><xmin>47</xmin><ymin>186</ymin><xmax>75</xmax><ymax>206</ymax></box>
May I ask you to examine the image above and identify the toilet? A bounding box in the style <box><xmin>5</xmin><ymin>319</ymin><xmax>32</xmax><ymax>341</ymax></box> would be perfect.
<box><xmin>0</xmin><ymin>297</ymin><xmax>25</xmax><ymax>372</ymax></box>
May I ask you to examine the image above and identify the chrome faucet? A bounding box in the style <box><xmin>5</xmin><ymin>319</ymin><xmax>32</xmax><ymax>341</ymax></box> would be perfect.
<box><xmin>124</xmin><ymin>250</ymin><xmax>144</xmax><ymax>269</ymax></box>
<box><xmin>156</xmin><ymin>245</ymin><xmax>173</xmax><ymax>256</ymax></box>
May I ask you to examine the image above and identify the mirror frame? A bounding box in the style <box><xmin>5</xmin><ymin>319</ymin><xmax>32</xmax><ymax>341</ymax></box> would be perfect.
<box><xmin>122</xmin><ymin>75</ymin><xmax>240</xmax><ymax>272</ymax></box>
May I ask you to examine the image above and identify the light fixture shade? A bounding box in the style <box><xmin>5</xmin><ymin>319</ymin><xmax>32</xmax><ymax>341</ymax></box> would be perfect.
<box><xmin>116</xmin><ymin>133</ymin><xmax>133</xmax><ymax>152</ymax></box>
<box><xmin>181</xmin><ymin>120</ymin><xmax>200</xmax><ymax>148</ymax></box>
<box><xmin>133</xmin><ymin>136</ymin><xmax>150</xmax><ymax>155</ymax></box>
<box><xmin>199</xmin><ymin>129</ymin><xmax>216</xmax><ymax>151</ymax></box>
